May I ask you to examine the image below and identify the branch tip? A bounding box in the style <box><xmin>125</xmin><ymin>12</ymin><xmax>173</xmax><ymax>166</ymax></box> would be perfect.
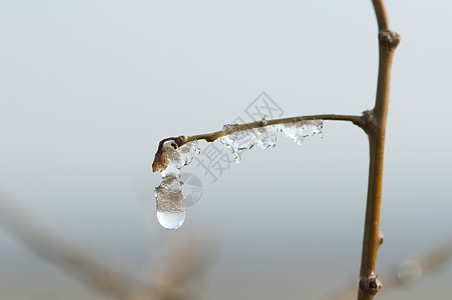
<box><xmin>152</xmin><ymin>136</ymin><xmax>186</xmax><ymax>172</ymax></box>
<box><xmin>152</xmin><ymin>114</ymin><xmax>361</xmax><ymax>172</ymax></box>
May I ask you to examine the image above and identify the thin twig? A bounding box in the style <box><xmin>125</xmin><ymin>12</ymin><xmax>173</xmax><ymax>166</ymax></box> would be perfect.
<box><xmin>152</xmin><ymin>114</ymin><xmax>361</xmax><ymax>172</ymax></box>
<box><xmin>0</xmin><ymin>190</ymin><xmax>139</xmax><ymax>300</ymax></box>
<box><xmin>371</xmin><ymin>0</ymin><xmax>390</xmax><ymax>30</ymax></box>
<box><xmin>357</xmin><ymin>1</ymin><xmax>400</xmax><ymax>299</ymax></box>
<box><xmin>0</xmin><ymin>189</ymin><xmax>215</xmax><ymax>300</ymax></box>
<box><xmin>141</xmin><ymin>234</ymin><xmax>218</xmax><ymax>300</ymax></box>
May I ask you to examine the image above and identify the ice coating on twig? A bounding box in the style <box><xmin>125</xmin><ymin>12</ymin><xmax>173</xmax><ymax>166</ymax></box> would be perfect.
<box><xmin>153</xmin><ymin>119</ymin><xmax>322</xmax><ymax>229</ymax></box>
<box><xmin>277</xmin><ymin>120</ymin><xmax>323</xmax><ymax>146</ymax></box>
<box><xmin>218</xmin><ymin>125</ymin><xmax>278</xmax><ymax>163</ymax></box>
<box><xmin>154</xmin><ymin>141</ymin><xmax>200</xmax><ymax>230</ymax></box>
<box><xmin>219</xmin><ymin>120</ymin><xmax>323</xmax><ymax>162</ymax></box>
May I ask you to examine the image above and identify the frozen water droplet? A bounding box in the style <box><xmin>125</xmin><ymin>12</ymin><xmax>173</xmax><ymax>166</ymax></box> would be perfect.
<box><xmin>156</xmin><ymin>211</ymin><xmax>186</xmax><ymax>230</ymax></box>
<box><xmin>155</xmin><ymin>173</ymin><xmax>186</xmax><ymax>229</ymax></box>
<box><xmin>218</xmin><ymin>123</ymin><xmax>279</xmax><ymax>162</ymax></box>
<box><xmin>218</xmin><ymin>126</ymin><xmax>257</xmax><ymax>163</ymax></box>
<box><xmin>161</xmin><ymin>140</ymin><xmax>201</xmax><ymax>176</ymax></box>
<box><xmin>218</xmin><ymin>119</ymin><xmax>323</xmax><ymax>162</ymax></box>
<box><xmin>278</xmin><ymin>120</ymin><xmax>323</xmax><ymax>145</ymax></box>
<box><xmin>254</xmin><ymin>125</ymin><xmax>278</xmax><ymax>150</ymax></box>
<box><xmin>154</xmin><ymin>141</ymin><xmax>200</xmax><ymax>230</ymax></box>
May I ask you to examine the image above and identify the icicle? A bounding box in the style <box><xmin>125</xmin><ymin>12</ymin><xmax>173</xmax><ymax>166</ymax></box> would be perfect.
<box><xmin>218</xmin><ymin>123</ymin><xmax>279</xmax><ymax>163</ymax></box>
<box><xmin>219</xmin><ymin>119</ymin><xmax>323</xmax><ymax>162</ymax></box>
<box><xmin>277</xmin><ymin>120</ymin><xmax>323</xmax><ymax>145</ymax></box>
<box><xmin>218</xmin><ymin>125</ymin><xmax>256</xmax><ymax>163</ymax></box>
<box><xmin>253</xmin><ymin>125</ymin><xmax>279</xmax><ymax>150</ymax></box>
<box><xmin>154</xmin><ymin>140</ymin><xmax>200</xmax><ymax>230</ymax></box>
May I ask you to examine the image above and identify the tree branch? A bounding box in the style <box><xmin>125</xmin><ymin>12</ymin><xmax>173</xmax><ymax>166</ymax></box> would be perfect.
<box><xmin>0</xmin><ymin>190</ymin><xmax>139</xmax><ymax>300</ymax></box>
<box><xmin>151</xmin><ymin>2</ymin><xmax>401</xmax><ymax>300</ymax></box>
<box><xmin>357</xmin><ymin>1</ymin><xmax>400</xmax><ymax>299</ymax></box>
<box><xmin>371</xmin><ymin>0</ymin><xmax>390</xmax><ymax>30</ymax></box>
<box><xmin>325</xmin><ymin>235</ymin><xmax>452</xmax><ymax>300</ymax></box>
<box><xmin>152</xmin><ymin>113</ymin><xmax>362</xmax><ymax>172</ymax></box>
<box><xmin>0</xmin><ymin>190</ymin><xmax>215</xmax><ymax>300</ymax></box>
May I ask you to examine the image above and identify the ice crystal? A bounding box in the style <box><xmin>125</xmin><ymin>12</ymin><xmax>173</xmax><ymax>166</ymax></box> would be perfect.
<box><xmin>154</xmin><ymin>141</ymin><xmax>200</xmax><ymax>230</ymax></box>
<box><xmin>277</xmin><ymin>120</ymin><xmax>323</xmax><ymax>146</ymax></box>
<box><xmin>218</xmin><ymin>124</ymin><xmax>278</xmax><ymax>163</ymax></box>
<box><xmin>219</xmin><ymin>119</ymin><xmax>323</xmax><ymax>162</ymax></box>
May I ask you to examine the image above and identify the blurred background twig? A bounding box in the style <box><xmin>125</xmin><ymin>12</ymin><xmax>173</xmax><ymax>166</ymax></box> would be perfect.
<box><xmin>325</xmin><ymin>235</ymin><xmax>452</xmax><ymax>300</ymax></box>
<box><xmin>0</xmin><ymin>189</ymin><xmax>215</xmax><ymax>300</ymax></box>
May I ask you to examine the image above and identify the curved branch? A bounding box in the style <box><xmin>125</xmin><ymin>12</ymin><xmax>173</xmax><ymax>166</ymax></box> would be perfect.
<box><xmin>187</xmin><ymin>113</ymin><xmax>361</xmax><ymax>143</ymax></box>
<box><xmin>152</xmin><ymin>113</ymin><xmax>362</xmax><ymax>172</ymax></box>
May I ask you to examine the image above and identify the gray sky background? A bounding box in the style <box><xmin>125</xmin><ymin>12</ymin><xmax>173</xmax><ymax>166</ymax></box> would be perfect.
<box><xmin>1</xmin><ymin>1</ymin><xmax>451</xmax><ymax>299</ymax></box>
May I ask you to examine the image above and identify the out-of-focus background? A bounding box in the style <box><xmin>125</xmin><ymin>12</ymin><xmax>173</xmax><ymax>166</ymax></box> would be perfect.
<box><xmin>1</xmin><ymin>1</ymin><xmax>451</xmax><ymax>299</ymax></box>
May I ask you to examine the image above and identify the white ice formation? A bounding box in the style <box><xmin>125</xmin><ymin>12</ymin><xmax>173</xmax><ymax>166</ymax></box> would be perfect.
<box><xmin>154</xmin><ymin>140</ymin><xmax>200</xmax><ymax>229</ymax></box>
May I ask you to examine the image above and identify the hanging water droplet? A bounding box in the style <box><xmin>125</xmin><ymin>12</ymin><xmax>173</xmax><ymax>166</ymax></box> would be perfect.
<box><xmin>156</xmin><ymin>211</ymin><xmax>186</xmax><ymax>230</ymax></box>
<box><xmin>154</xmin><ymin>140</ymin><xmax>200</xmax><ymax>230</ymax></box>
